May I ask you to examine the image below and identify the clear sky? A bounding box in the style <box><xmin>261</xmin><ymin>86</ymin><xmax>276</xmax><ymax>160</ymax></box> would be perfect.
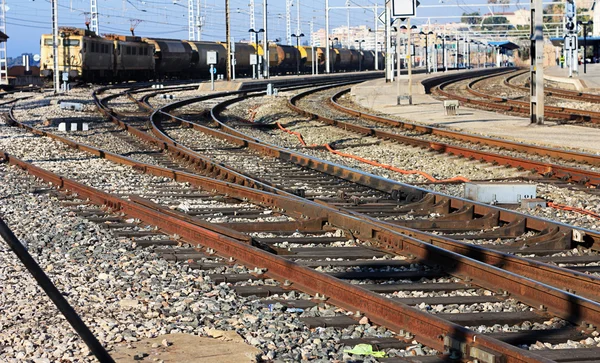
<box><xmin>7</xmin><ymin>0</ymin><xmax>535</xmax><ymax>57</ymax></box>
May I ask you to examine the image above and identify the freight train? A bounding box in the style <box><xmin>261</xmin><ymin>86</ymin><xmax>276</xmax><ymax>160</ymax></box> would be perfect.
<box><xmin>40</xmin><ymin>28</ymin><xmax>384</xmax><ymax>82</ymax></box>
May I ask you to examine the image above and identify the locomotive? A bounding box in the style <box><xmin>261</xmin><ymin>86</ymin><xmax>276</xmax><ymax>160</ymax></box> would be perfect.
<box><xmin>40</xmin><ymin>28</ymin><xmax>384</xmax><ymax>82</ymax></box>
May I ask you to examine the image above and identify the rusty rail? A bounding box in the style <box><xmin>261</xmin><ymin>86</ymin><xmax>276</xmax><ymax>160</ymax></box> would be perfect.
<box><xmin>0</xmin><ymin>149</ymin><xmax>589</xmax><ymax>363</ymax></box>
<box><xmin>7</xmin><ymin>86</ymin><xmax>600</xmax><ymax>360</ymax></box>
<box><xmin>329</xmin><ymin>87</ymin><xmax>600</xmax><ymax>167</ymax></box>
<box><xmin>504</xmin><ymin>70</ymin><xmax>600</xmax><ymax>103</ymax></box>
<box><xmin>136</xmin><ymin>81</ymin><xmax>600</xmax><ymax>304</ymax></box>
<box><xmin>436</xmin><ymin>70</ymin><xmax>600</xmax><ymax>124</ymax></box>
<box><xmin>288</xmin><ymin>82</ymin><xmax>600</xmax><ymax>188</ymax></box>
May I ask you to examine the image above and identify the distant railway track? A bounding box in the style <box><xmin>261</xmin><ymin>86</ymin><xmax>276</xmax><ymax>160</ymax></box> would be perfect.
<box><xmin>5</xmin><ymin>81</ymin><xmax>600</xmax><ymax>362</ymax></box>
<box><xmin>504</xmin><ymin>70</ymin><xmax>600</xmax><ymax>103</ymax></box>
<box><xmin>282</xmin><ymin>82</ymin><xmax>600</xmax><ymax>192</ymax></box>
<box><xmin>433</xmin><ymin>69</ymin><xmax>600</xmax><ymax>124</ymax></box>
<box><xmin>324</xmin><ymin>86</ymin><xmax>600</xmax><ymax>186</ymax></box>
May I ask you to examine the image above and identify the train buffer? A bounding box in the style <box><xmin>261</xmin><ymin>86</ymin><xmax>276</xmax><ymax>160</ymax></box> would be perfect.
<box><xmin>443</xmin><ymin>100</ymin><xmax>460</xmax><ymax>116</ymax></box>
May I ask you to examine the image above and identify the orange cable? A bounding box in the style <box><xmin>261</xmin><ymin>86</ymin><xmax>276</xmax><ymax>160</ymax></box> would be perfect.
<box><xmin>277</xmin><ymin>122</ymin><xmax>309</xmax><ymax>147</ymax></box>
<box><xmin>276</xmin><ymin>122</ymin><xmax>471</xmax><ymax>184</ymax></box>
<box><xmin>547</xmin><ymin>202</ymin><xmax>600</xmax><ymax>220</ymax></box>
<box><xmin>248</xmin><ymin>105</ymin><xmax>260</xmax><ymax>123</ymax></box>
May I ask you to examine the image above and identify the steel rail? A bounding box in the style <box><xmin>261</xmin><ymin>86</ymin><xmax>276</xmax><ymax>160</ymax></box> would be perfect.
<box><xmin>138</xmin><ymin>82</ymin><xmax>600</xmax><ymax>305</ymax></box>
<box><xmin>504</xmin><ymin>70</ymin><xmax>600</xmax><ymax>103</ymax></box>
<box><xmin>8</xmin><ymin>86</ymin><xmax>600</xmax><ymax>360</ymax></box>
<box><xmin>435</xmin><ymin>70</ymin><xmax>600</xmax><ymax>124</ymax></box>
<box><xmin>288</xmin><ymin>84</ymin><xmax>600</xmax><ymax>188</ymax></box>
<box><xmin>467</xmin><ymin>76</ymin><xmax>600</xmax><ymax>123</ymax></box>
<box><xmin>328</xmin><ymin>87</ymin><xmax>600</xmax><ymax>167</ymax></box>
<box><xmin>0</xmin><ymin>146</ymin><xmax>590</xmax><ymax>363</ymax></box>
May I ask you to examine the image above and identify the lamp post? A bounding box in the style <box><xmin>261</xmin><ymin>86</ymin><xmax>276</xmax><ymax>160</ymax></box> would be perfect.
<box><xmin>400</xmin><ymin>24</ymin><xmax>417</xmax><ymax>71</ymax></box>
<box><xmin>467</xmin><ymin>38</ymin><xmax>472</xmax><ymax>69</ymax></box>
<box><xmin>291</xmin><ymin>33</ymin><xmax>304</xmax><ymax>76</ymax></box>
<box><xmin>578</xmin><ymin>20</ymin><xmax>593</xmax><ymax>74</ymax></box>
<box><xmin>437</xmin><ymin>35</ymin><xmax>448</xmax><ymax>72</ymax></box>
<box><xmin>329</xmin><ymin>37</ymin><xmax>338</xmax><ymax>72</ymax></box>
<box><xmin>354</xmin><ymin>39</ymin><xmax>365</xmax><ymax>71</ymax></box>
<box><xmin>475</xmin><ymin>41</ymin><xmax>481</xmax><ymax>68</ymax></box>
<box><xmin>419</xmin><ymin>31</ymin><xmax>433</xmax><ymax>73</ymax></box>
<box><xmin>248</xmin><ymin>28</ymin><xmax>264</xmax><ymax>79</ymax></box>
<box><xmin>456</xmin><ymin>37</ymin><xmax>461</xmax><ymax>69</ymax></box>
<box><xmin>460</xmin><ymin>37</ymin><xmax>468</xmax><ymax>68</ymax></box>
<box><xmin>399</xmin><ymin>23</ymin><xmax>417</xmax><ymax>105</ymax></box>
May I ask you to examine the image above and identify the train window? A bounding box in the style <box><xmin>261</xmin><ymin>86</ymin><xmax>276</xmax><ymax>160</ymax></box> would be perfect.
<box><xmin>104</xmin><ymin>44</ymin><xmax>108</xmax><ymax>53</ymax></box>
<box><xmin>286</xmin><ymin>53</ymin><xmax>291</xmax><ymax>59</ymax></box>
<box><xmin>132</xmin><ymin>47</ymin><xmax>137</xmax><ymax>55</ymax></box>
<box><xmin>83</xmin><ymin>42</ymin><xmax>87</xmax><ymax>53</ymax></box>
<box><xmin>91</xmin><ymin>42</ymin><xmax>95</xmax><ymax>53</ymax></box>
<box><xmin>144</xmin><ymin>48</ymin><xmax>148</xmax><ymax>56</ymax></box>
<box><xmin>117</xmin><ymin>44</ymin><xmax>121</xmax><ymax>55</ymax></box>
<box><xmin>64</xmin><ymin>39</ymin><xmax>80</xmax><ymax>47</ymax></box>
<box><xmin>126</xmin><ymin>47</ymin><xmax>131</xmax><ymax>55</ymax></box>
<box><xmin>44</xmin><ymin>39</ymin><xmax>54</xmax><ymax>46</ymax></box>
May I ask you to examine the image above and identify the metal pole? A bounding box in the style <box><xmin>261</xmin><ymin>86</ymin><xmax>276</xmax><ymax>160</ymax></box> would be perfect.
<box><xmin>310</xmin><ymin>20</ymin><xmax>315</xmax><ymax>75</ymax></box>
<box><xmin>254</xmin><ymin>40</ymin><xmax>259</xmax><ymax>79</ymax></box>
<box><xmin>359</xmin><ymin>42</ymin><xmax>362</xmax><ymax>71</ymax></box>
<box><xmin>0</xmin><ymin>218</ymin><xmax>115</xmax><ymax>363</ymax></box>
<box><xmin>90</xmin><ymin>0</ymin><xmax>99</xmax><ymax>34</ymax></box>
<box><xmin>346</xmin><ymin>0</ymin><xmax>350</xmax><ymax>48</ymax></box>
<box><xmin>225</xmin><ymin>0</ymin><xmax>231</xmax><ymax>81</ymax></box>
<box><xmin>396</xmin><ymin>24</ymin><xmax>402</xmax><ymax>104</ymax></box>
<box><xmin>263</xmin><ymin>0</ymin><xmax>269</xmax><ymax>78</ymax></box>
<box><xmin>443</xmin><ymin>38</ymin><xmax>446</xmax><ymax>71</ymax></box>
<box><xmin>296</xmin><ymin>36</ymin><xmax>300</xmax><ymax>75</ymax></box>
<box><xmin>530</xmin><ymin>0</ymin><xmax>544</xmax><ymax>124</ymax></box>
<box><xmin>52</xmin><ymin>0</ymin><xmax>60</xmax><ymax>93</ymax></box>
<box><xmin>455</xmin><ymin>36</ymin><xmax>459</xmax><ymax>69</ymax></box>
<box><xmin>231</xmin><ymin>37</ymin><xmax>236</xmax><ymax>81</ymax></box>
<box><xmin>286</xmin><ymin>0</ymin><xmax>292</xmax><ymax>45</ymax></box>
<box><xmin>297</xmin><ymin>0</ymin><xmax>301</xmax><ymax>35</ymax></box>
<box><xmin>188</xmin><ymin>0</ymin><xmax>195</xmax><ymax>41</ymax></box>
<box><xmin>197</xmin><ymin>0</ymin><xmax>202</xmax><ymax>40</ymax></box>
<box><xmin>211</xmin><ymin>64</ymin><xmax>215</xmax><ymax>90</ymax></box>
<box><xmin>374</xmin><ymin>5</ymin><xmax>378</xmax><ymax>70</ymax></box>
<box><xmin>584</xmin><ymin>25</ymin><xmax>588</xmax><ymax>74</ymax></box>
<box><xmin>425</xmin><ymin>36</ymin><xmax>429</xmax><ymax>73</ymax></box>
<box><xmin>385</xmin><ymin>1</ymin><xmax>391</xmax><ymax>81</ymax></box>
<box><xmin>467</xmin><ymin>40</ymin><xmax>470</xmax><ymax>68</ymax></box>
<box><xmin>408</xmin><ymin>19</ymin><xmax>413</xmax><ymax>105</ymax></box>
<box><xmin>250</xmin><ymin>0</ymin><xmax>256</xmax><ymax>43</ymax></box>
<box><xmin>325</xmin><ymin>0</ymin><xmax>330</xmax><ymax>73</ymax></box>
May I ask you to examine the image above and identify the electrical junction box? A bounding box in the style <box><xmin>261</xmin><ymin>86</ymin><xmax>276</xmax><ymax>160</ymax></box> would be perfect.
<box><xmin>60</xmin><ymin>102</ymin><xmax>83</xmax><ymax>111</ymax></box>
<box><xmin>464</xmin><ymin>182</ymin><xmax>536</xmax><ymax>205</ymax></box>
<box><xmin>207</xmin><ymin>51</ymin><xmax>218</xmax><ymax>65</ymax></box>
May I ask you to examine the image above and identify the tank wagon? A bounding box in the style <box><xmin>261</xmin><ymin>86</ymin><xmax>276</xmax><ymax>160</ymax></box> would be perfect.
<box><xmin>41</xmin><ymin>28</ymin><xmax>381</xmax><ymax>82</ymax></box>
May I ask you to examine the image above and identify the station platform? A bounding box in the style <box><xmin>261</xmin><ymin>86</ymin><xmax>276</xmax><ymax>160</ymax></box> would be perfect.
<box><xmin>351</xmin><ymin>76</ymin><xmax>600</xmax><ymax>154</ymax></box>
<box><xmin>545</xmin><ymin>64</ymin><xmax>600</xmax><ymax>91</ymax></box>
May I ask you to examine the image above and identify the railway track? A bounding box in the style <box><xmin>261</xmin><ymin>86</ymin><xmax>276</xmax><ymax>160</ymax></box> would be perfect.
<box><xmin>311</xmin><ymin>85</ymin><xmax>600</xmax><ymax>188</ymax></box>
<box><xmin>5</xmin><ymin>92</ymin><xmax>600</xmax><ymax>362</ymax></box>
<box><xmin>107</xmin><ymin>81</ymin><xmax>600</xmax><ymax>299</ymax></box>
<box><xmin>503</xmin><ymin>70</ymin><xmax>600</xmax><ymax>103</ymax></box>
<box><xmin>433</xmin><ymin>69</ymin><xmax>600</xmax><ymax>124</ymax></box>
